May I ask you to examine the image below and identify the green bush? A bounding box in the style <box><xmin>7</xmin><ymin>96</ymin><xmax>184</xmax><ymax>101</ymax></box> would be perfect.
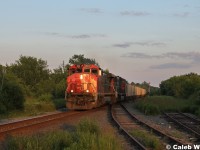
<box><xmin>0</xmin><ymin>101</ymin><xmax>7</xmax><ymax>114</ymax></box>
<box><xmin>144</xmin><ymin>104</ymin><xmax>160</xmax><ymax>115</ymax></box>
<box><xmin>135</xmin><ymin>96</ymin><xmax>189</xmax><ymax>115</ymax></box>
<box><xmin>52</xmin><ymin>98</ymin><xmax>66</xmax><ymax>109</ymax></box>
<box><xmin>38</xmin><ymin>93</ymin><xmax>53</xmax><ymax>102</ymax></box>
<box><xmin>23</xmin><ymin>97</ymin><xmax>55</xmax><ymax>116</ymax></box>
<box><xmin>53</xmin><ymin>79</ymin><xmax>66</xmax><ymax>98</ymax></box>
<box><xmin>195</xmin><ymin>108</ymin><xmax>200</xmax><ymax>116</ymax></box>
<box><xmin>35</xmin><ymin>80</ymin><xmax>55</xmax><ymax>97</ymax></box>
<box><xmin>0</xmin><ymin>71</ymin><xmax>25</xmax><ymax>114</ymax></box>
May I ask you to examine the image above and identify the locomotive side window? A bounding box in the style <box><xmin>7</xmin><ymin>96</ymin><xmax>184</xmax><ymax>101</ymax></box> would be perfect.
<box><xmin>72</xmin><ymin>70</ymin><xmax>75</xmax><ymax>74</ymax></box>
<box><xmin>69</xmin><ymin>68</ymin><xmax>82</xmax><ymax>75</ymax></box>
<box><xmin>68</xmin><ymin>69</ymin><xmax>76</xmax><ymax>75</ymax></box>
<box><xmin>76</xmin><ymin>68</ymin><xmax>82</xmax><ymax>73</ymax></box>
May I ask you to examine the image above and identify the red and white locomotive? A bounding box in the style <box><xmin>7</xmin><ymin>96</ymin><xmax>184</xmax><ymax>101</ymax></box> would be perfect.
<box><xmin>65</xmin><ymin>64</ymin><xmax>146</xmax><ymax>110</ymax></box>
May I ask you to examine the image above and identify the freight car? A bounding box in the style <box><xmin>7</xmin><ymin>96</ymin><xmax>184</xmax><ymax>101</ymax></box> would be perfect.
<box><xmin>125</xmin><ymin>84</ymin><xmax>147</xmax><ymax>100</ymax></box>
<box><xmin>65</xmin><ymin>64</ymin><xmax>146</xmax><ymax>110</ymax></box>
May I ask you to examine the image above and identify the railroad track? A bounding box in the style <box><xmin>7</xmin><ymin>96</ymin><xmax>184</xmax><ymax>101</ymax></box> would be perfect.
<box><xmin>110</xmin><ymin>103</ymin><xmax>188</xmax><ymax>149</ymax></box>
<box><xmin>0</xmin><ymin>111</ymin><xmax>80</xmax><ymax>140</ymax></box>
<box><xmin>164</xmin><ymin>112</ymin><xmax>200</xmax><ymax>140</ymax></box>
<box><xmin>0</xmin><ymin>107</ymin><xmax>105</xmax><ymax>140</ymax></box>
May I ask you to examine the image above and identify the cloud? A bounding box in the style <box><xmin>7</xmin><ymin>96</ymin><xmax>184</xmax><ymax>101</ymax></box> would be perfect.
<box><xmin>121</xmin><ymin>52</ymin><xmax>200</xmax><ymax>62</ymax></box>
<box><xmin>80</xmin><ymin>8</ymin><xmax>103</xmax><ymax>14</ymax></box>
<box><xmin>133</xmin><ymin>41</ymin><xmax>166</xmax><ymax>47</ymax></box>
<box><xmin>70</xmin><ymin>34</ymin><xmax>107</xmax><ymax>39</ymax></box>
<box><xmin>70</xmin><ymin>34</ymin><xmax>91</xmax><ymax>39</ymax></box>
<box><xmin>121</xmin><ymin>52</ymin><xmax>154</xmax><ymax>58</ymax></box>
<box><xmin>173</xmin><ymin>12</ymin><xmax>190</xmax><ymax>17</ymax></box>
<box><xmin>44</xmin><ymin>32</ymin><xmax>65</xmax><ymax>37</ymax></box>
<box><xmin>42</xmin><ymin>32</ymin><xmax>107</xmax><ymax>39</ymax></box>
<box><xmin>162</xmin><ymin>52</ymin><xmax>200</xmax><ymax>63</ymax></box>
<box><xmin>113</xmin><ymin>42</ymin><xmax>132</xmax><ymax>48</ymax></box>
<box><xmin>120</xmin><ymin>11</ymin><xmax>150</xmax><ymax>16</ymax></box>
<box><xmin>121</xmin><ymin>51</ymin><xmax>200</xmax><ymax>69</ymax></box>
<box><xmin>150</xmin><ymin>63</ymin><xmax>191</xmax><ymax>69</ymax></box>
<box><xmin>113</xmin><ymin>41</ymin><xmax>166</xmax><ymax>48</ymax></box>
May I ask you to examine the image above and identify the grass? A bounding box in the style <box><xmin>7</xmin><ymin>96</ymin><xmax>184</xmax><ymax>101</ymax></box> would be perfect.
<box><xmin>1</xmin><ymin>118</ymin><xmax>122</xmax><ymax>150</ymax></box>
<box><xmin>130</xmin><ymin>130</ymin><xmax>164</xmax><ymax>150</ymax></box>
<box><xmin>135</xmin><ymin>96</ymin><xmax>189</xmax><ymax>115</ymax></box>
<box><xmin>0</xmin><ymin>97</ymin><xmax>66</xmax><ymax>119</ymax></box>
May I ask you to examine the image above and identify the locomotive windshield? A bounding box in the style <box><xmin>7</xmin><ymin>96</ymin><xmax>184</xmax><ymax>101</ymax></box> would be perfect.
<box><xmin>91</xmin><ymin>69</ymin><xmax>98</xmax><ymax>75</ymax></box>
<box><xmin>68</xmin><ymin>68</ymin><xmax>82</xmax><ymax>75</ymax></box>
<box><xmin>76</xmin><ymin>68</ymin><xmax>82</xmax><ymax>73</ymax></box>
<box><xmin>84</xmin><ymin>68</ymin><xmax>98</xmax><ymax>75</ymax></box>
<box><xmin>84</xmin><ymin>68</ymin><xmax>90</xmax><ymax>73</ymax></box>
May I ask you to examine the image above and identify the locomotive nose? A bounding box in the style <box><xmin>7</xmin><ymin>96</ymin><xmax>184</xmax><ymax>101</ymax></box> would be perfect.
<box><xmin>67</xmin><ymin>73</ymin><xmax>92</xmax><ymax>94</ymax></box>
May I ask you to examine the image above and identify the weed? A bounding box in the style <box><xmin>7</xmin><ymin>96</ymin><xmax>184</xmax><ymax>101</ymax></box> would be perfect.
<box><xmin>2</xmin><ymin>118</ymin><xmax>122</xmax><ymax>150</ymax></box>
<box><xmin>135</xmin><ymin>96</ymin><xmax>189</xmax><ymax>115</ymax></box>
<box><xmin>130</xmin><ymin>130</ymin><xmax>163</xmax><ymax>150</ymax></box>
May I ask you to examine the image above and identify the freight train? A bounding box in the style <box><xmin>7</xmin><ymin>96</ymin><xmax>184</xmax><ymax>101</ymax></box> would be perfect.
<box><xmin>65</xmin><ymin>64</ymin><xmax>147</xmax><ymax>110</ymax></box>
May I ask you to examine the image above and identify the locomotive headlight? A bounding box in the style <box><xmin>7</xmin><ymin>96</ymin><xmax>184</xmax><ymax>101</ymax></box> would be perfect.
<box><xmin>86</xmin><ymin>90</ymin><xmax>89</xmax><ymax>93</ymax></box>
<box><xmin>80</xmin><ymin>75</ymin><xmax>83</xmax><ymax>80</ymax></box>
<box><xmin>71</xmin><ymin>90</ymin><xmax>74</xmax><ymax>93</ymax></box>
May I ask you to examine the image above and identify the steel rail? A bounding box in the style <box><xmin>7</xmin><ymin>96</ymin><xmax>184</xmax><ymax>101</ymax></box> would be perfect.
<box><xmin>0</xmin><ymin>111</ymin><xmax>80</xmax><ymax>139</ymax></box>
<box><xmin>110</xmin><ymin>104</ymin><xmax>147</xmax><ymax>150</ymax></box>
<box><xmin>120</xmin><ymin>104</ymin><xmax>187</xmax><ymax>146</ymax></box>
<box><xmin>0</xmin><ymin>111</ymin><xmax>77</xmax><ymax>132</ymax></box>
<box><xmin>179</xmin><ymin>112</ymin><xmax>200</xmax><ymax>124</ymax></box>
<box><xmin>0</xmin><ymin>107</ymin><xmax>106</xmax><ymax>140</ymax></box>
<box><xmin>164</xmin><ymin>113</ymin><xmax>200</xmax><ymax>139</ymax></box>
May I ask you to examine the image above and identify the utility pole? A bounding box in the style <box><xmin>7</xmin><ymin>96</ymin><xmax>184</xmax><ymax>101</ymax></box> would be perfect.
<box><xmin>148</xmin><ymin>82</ymin><xmax>151</xmax><ymax>95</ymax></box>
<box><xmin>1</xmin><ymin>68</ymin><xmax>6</xmax><ymax>92</ymax></box>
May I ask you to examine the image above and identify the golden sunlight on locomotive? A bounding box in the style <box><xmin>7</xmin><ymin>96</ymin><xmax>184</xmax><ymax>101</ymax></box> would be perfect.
<box><xmin>65</xmin><ymin>64</ymin><xmax>146</xmax><ymax>110</ymax></box>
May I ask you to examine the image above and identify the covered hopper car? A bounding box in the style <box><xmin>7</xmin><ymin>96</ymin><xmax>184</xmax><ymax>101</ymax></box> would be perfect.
<box><xmin>65</xmin><ymin>64</ymin><xmax>146</xmax><ymax>110</ymax></box>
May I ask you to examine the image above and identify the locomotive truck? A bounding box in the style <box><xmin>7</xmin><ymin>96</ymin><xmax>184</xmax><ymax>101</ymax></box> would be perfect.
<box><xmin>65</xmin><ymin>64</ymin><xmax>146</xmax><ymax>110</ymax></box>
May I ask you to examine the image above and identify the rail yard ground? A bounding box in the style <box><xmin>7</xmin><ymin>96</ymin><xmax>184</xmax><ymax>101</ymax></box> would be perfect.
<box><xmin>1</xmin><ymin>96</ymin><xmax>200</xmax><ymax>149</ymax></box>
<box><xmin>124</xmin><ymin>101</ymin><xmax>196</xmax><ymax>144</ymax></box>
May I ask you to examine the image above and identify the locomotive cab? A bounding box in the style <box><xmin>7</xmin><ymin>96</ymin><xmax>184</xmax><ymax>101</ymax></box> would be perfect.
<box><xmin>68</xmin><ymin>64</ymin><xmax>102</xmax><ymax>76</ymax></box>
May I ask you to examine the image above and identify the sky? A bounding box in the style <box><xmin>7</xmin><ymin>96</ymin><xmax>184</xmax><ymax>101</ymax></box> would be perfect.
<box><xmin>0</xmin><ymin>0</ymin><xmax>200</xmax><ymax>87</ymax></box>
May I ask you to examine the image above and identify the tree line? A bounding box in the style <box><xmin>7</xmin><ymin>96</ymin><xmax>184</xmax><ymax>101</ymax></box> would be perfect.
<box><xmin>2</xmin><ymin>53</ymin><xmax>199</xmax><ymax>114</ymax></box>
<box><xmin>0</xmin><ymin>54</ymin><xmax>98</xmax><ymax>114</ymax></box>
<box><xmin>160</xmin><ymin>73</ymin><xmax>200</xmax><ymax>100</ymax></box>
